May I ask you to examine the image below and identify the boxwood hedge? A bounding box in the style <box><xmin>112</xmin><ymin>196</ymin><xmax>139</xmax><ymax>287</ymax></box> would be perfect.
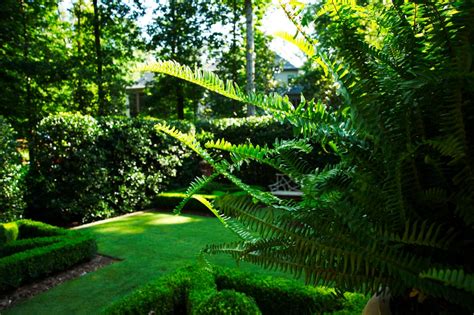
<box><xmin>0</xmin><ymin>219</ymin><xmax>97</xmax><ymax>292</ymax></box>
<box><xmin>102</xmin><ymin>266</ymin><xmax>362</xmax><ymax>315</ymax></box>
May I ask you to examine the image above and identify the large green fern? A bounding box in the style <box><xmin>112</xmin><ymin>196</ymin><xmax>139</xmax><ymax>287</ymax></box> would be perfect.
<box><xmin>146</xmin><ymin>0</ymin><xmax>474</xmax><ymax>313</ymax></box>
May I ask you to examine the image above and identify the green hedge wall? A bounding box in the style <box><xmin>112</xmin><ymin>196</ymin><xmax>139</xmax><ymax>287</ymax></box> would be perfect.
<box><xmin>26</xmin><ymin>114</ymin><xmax>317</xmax><ymax>224</ymax></box>
<box><xmin>0</xmin><ymin>116</ymin><xmax>26</xmax><ymax>223</ymax></box>
<box><xmin>26</xmin><ymin>113</ymin><xmax>194</xmax><ymax>224</ymax></box>
<box><xmin>213</xmin><ymin>267</ymin><xmax>342</xmax><ymax>315</ymax></box>
<box><xmin>196</xmin><ymin>116</ymin><xmax>294</xmax><ymax>188</ymax></box>
<box><xmin>102</xmin><ymin>266</ymin><xmax>360</xmax><ymax>315</ymax></box>
<box><xmin>0</xmin><ymin>220</ymin><xmax>97</xmax><ymax>292</ymax></box>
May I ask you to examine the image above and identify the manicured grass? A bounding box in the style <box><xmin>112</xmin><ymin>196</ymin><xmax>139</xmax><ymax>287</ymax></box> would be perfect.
<box><xmin>4</xmin><ymin>212</ymin><xmax>298</xmax><ymax>315</ymax></box>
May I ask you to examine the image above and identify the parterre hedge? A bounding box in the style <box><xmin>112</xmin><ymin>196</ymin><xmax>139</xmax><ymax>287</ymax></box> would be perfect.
<box><xmin>0</xmin><ymin>219</ymin><xmax>97</xmax><ymax>292</ymax></box>
<box><xmin>0</xmin><ymin>116</ymin><xmax>26</xmax><ymax>223</ymax></box>
<box><xmin>103</xmin><ymin>266</ymin><xmax>364</xmax><ymax>315</ymax></box>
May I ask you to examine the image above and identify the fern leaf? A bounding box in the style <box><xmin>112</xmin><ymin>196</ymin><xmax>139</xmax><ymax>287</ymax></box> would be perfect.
<box><xmin>174</xmin><ymin>172</ymin><xmax>219</xmax><ymax>215</ymax></box>
<box><xmin>273</xmin><ymin>31</ymin><xmax>316</xmax><ymax>58</ymax></box>
<box><xmin>420</xmin><ymin>268</ymin><xmax>474</xmax><ymax>294</ymax></box>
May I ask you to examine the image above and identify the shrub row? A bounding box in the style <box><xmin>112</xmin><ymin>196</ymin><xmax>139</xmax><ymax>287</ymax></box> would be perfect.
<box><xmin>196</xmin><ymin>116</ymin><xmax>294</xmax><ymax>188</ymax></box>
<box><xmin>214</xmin><ymin>267</ymin><xmax>343</xmax><ymax>315</ymax></box>
<box><xmin>0</xmin><ymin>116</ymin><xmax>26</xmax><ymax>223</ymax></box>
<box><xmin>27</xmin><ymin>113</ymin><xmax>194</xmax><ymax>224</ymax></box>
<box><xmin>26</xmin><ymin>114</ymin><xmax>300</xmax><ymax>224</ymax></box>
<box><xmin>0</xmin><ymin>220</ymin><xmax>97</xmax><ymax>292</ymax></box>
<box><xmin>102</xmin><ymin>266</ymin><xmax>359</xmax><ymax>315</ymax></box>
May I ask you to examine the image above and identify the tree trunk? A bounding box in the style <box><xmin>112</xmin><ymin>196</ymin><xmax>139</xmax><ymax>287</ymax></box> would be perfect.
<box><xmin>176</xmin><ymin>82</ymin><xmax>184</xmax><ymax>120</ymax></box>
<box><xmin>231</xmin><ymin>0</ymin><xmax>238</xmax><ymax>83</ymax></box>
<box><xmin>93</xmin><ymin>0</ymin><xmax>105</xmax><ymax>115</ymax></box>
<box><xmin>75</xmin><ymin>0</ymin><xmax>85</xmax><ymax>112</ymax></box>
<box><xmin>20</xmin><ymin>0</ymin><xmax>36</xmax><ymax>164</ymax></box>
<box><xmin>245</xmin><ymin>0</ymin><xmax>256</xmax><ymax>116</ymax></box>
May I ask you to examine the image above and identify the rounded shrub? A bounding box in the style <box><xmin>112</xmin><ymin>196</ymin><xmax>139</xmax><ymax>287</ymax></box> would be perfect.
<box><xmin>195</xmin><ymin>289</ymin><xmax>262</xmax><ymax>315</ymax></box>
<box><xmin>27</xmin><ymin>113</ymin><xmax>195</xmax><ymax>224</ymax></box>
<box><xmin>26</xmin><ymin>112</ymin><xmax>107</xmax><ymax>224</ymax></box>
<box><xmin>0</xmin><ymin>116</ymin><xmax>25</xmax><ymax>222</ymax></box>
<box><xmin>0</xmin><ymin>222</ymin><xmax>19</xmax><ymax>245</ymax></box>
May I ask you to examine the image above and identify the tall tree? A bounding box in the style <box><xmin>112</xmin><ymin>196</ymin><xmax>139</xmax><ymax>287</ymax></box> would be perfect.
<box><xmin>245</xmin><ymin>0</ymin><xmax>256</xmax><ymax>116</ymax></box>
<box><xmin>145</xmin><ymin>0</ymin><xmax>221</xmax><ymax>119</ymax></box>
<box><xmin>0</xmin><ymin>0</ymin><xmax>71</xmax><ymax>136</ymax></box>
<box><xmin>70</xmin><ymin>0</ymin><xmax>144</xmax><ymax>116</ymax></box>
<box><xmin>204</xmin><ymin>0</ymin><xmax>274</xmax><ymax>118</ymax></box>
<box><xmin>92</xmin><ymin>0</ymin><xmax>105</xmax><ymax>114</ymax></box>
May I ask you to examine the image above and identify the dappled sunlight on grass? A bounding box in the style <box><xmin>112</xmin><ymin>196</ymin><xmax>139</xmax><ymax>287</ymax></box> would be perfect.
<box><xmin>146</xmin><ymin>215</ymin><xmax>201</xmax><ymax>226</ymax></box>
<box><xmin>5</xmin><ymin>211</ymin><xmax>300</xmax><ymax>315</ymax></box>
<box><xmin>94</xmin><ymin>225</ymin><xmax>145</xmax><ymax>235</ymax></box>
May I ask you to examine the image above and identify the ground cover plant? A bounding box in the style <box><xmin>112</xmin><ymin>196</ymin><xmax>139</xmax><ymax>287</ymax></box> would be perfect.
<box><xmin>0</xmin><ymin>220</ymin><xmax>96</xmax><ymax>292</ymax></box>
<box><xmin>144</xmin><ymin>0</ymin><xmax>474</xmax><ymax>313</ymax></box>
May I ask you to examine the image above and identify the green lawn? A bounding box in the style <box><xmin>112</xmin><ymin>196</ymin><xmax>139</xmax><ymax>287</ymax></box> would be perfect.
<box><xmin>4</xmin><ymin>211</ymin><xmax>296</xmax><ymax>315</ymax></box>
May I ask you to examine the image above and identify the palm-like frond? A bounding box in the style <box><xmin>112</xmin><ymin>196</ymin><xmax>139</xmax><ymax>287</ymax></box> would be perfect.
<box><xmin>150</xmin><ymin>0</ymin><xmax>474</xmax><ymax>311</ymax></box>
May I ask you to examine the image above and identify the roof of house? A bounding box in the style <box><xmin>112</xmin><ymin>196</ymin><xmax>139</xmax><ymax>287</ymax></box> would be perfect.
<box><xmin>126</xmin><ymin>72</ymin><xmax>154</xmax><ymax>91</ymax></box>
<box><xmin>127</xmin><ymin>54</ymin><xmax>300</xmax><ymax>91</ymax></box>
<box><xmin>275</xmin><ymin>54</ymin><xmax>299</xmax><ymax>71</ymax></box>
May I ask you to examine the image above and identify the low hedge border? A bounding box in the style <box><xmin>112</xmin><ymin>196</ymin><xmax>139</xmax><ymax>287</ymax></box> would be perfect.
<box><xmin>0</xmin><ymin>220</ymin><xmax>97</xmax><ymax>292</ymax></box>
<box><xmin>213</xmin><ymin>267</ymin><xmax>343</xmax><ymax>315</ymax></box>
<box><xmin>102</xmin><ymin>265</ymin><xmax>362</xmax><ymax>315</ymax></box>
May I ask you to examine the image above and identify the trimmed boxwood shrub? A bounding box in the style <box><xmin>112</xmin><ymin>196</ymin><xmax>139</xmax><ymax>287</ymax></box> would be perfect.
<box><xmin>0</xmin><ymin>116</ymin><xmax>26</xmax><ymax>222</ymax></box>
<box><xmin>102</xmin><ymin>266</ymin><xmax>360</xmax><ymax>315</ymax></box>
<box><xmin>103</xmin><ymin>266</ymin><xmax>216</xmax><ymax>315</ymax></box>
<box><xmin>27</xmin><ymin>113</ymin><xmax>194</xmax><ymax>224</ymax></box>
<box><xmin>195</xmin><ymin>289</ymin><xmax>261</xmax><ymax>315</ymax></box>
<box><xmin>0</xmin><ymin>219</ymin><xmax>97</xmax><ymax>292</ymax></box>
<box><xmin>0</xmin><ymin>222</ymin><xmax>19</xmax><ymax>244</ymax></box>
<box><xmin>213</xmin><ymin>267</ymin><xmax>343</xmax><ymax>315</ymax></box>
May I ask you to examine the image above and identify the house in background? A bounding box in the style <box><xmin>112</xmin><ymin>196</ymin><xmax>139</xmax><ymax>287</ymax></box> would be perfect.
<box><xmin>273</xmin><ymin>54</ymin><xmax>303</xmax><ymax>105</ymax></box>
<box><xmin>125</xmin><ymin>55</ymin><xmax>302</xmax><ymax>116</ymax></box>
<box><xmin>125</xmin><ymin>72</ymin><xmax>154</xmax><ymax>117</ymax></box>
<box><xmin>273</xmin><ymin>54</ymin><xmax>300</xmax><ymax>86</ymax></box>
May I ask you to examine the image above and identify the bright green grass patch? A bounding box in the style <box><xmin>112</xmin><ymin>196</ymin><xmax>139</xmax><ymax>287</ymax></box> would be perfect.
<box><xmin>4</xmin><ymin>212</ymin><xmax>301</xmax><ymax>315</ymax></box>
<box><xmin>5</xmin><ymin>212</ymin><xmax>367</xmax><ymax>315</ymax></box>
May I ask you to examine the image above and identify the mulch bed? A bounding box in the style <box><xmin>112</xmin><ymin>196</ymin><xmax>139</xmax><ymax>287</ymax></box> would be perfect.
<box><xmin>0</xmin><ymin>254</ymin><xmax>118</xmax><ymax>311</ymax></box>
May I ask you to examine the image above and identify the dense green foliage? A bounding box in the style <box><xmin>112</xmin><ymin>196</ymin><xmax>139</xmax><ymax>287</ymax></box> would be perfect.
<box><xmin>214</xmin><ymin>267</ymin><xmax>342</xmax><ymax>315</ymax></box>
<box><xmin>103</xmin><ymin>265</ymin><xmax>357</xmax><ymax>315</ymax></box>
<box><xmin>197</xmin><ymin>116</ymin><xmax>299</xmax><ymax>187</ymax></box>
<box><xmin>0</xmin><ymin>220</ymin><xmax>96</xmax><ymax>292</ymax></box>
<box><xmin>0</xmin><ymin>222</ymin><xmax>19</xmax><ymax>245</ymax></box>
<box><xmin>0</xmin><ymin>0</ymin><xmax>143</xmax><ymax>134</ymax></box>
<box><xmin>27</xmin><ymin>113</ymin><xmax>193</xmax><ymax>224</ymax></box>
<box><xmin>25</xmin><ymin>114</ymin><xmax>296</xmax><ymax>224</ymax></box>
<box><xmin>0</xmin><ymin>116</ymin><xmax>26</xmax><ymax>223</ymax></box>
<box><xmin>195</xmin><ymin>289</ymin><xmax>261</xmax><ymax>315</ymax></box>
<box><xmin>148</xmin><ymin>0</ymin><xmax>474</xmax><ymax>313</ymax></box>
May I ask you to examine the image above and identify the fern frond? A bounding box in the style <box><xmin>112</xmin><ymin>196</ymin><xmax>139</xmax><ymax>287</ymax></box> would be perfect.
<box><xmin>141</xmin><ymin>61</ymin><xmax>242</xmax><ymax>102</ymax></box>
<box><xmin>383</xmin><ymin>220</ymin><xmax>453</xmax><ymax>249</ymax></box>
<box><xmin>173</xmin><ymin>172</ymin><xmax>219</xmax><ymax>215</ymax></box>
<box><xmin>273</xmin><ymin>31</ymin><xmax>316</xmax><ymax>58</ymax></box>
<box><xmin>420</xmin><ymin>268</ymin><xmax>474</xmax><ymax>294</ymax></box>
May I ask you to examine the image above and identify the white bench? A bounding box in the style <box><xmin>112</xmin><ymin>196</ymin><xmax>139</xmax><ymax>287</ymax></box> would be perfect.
<box><xmin>268</xmin><ymin>174</ymin><xmax>303</xmax><ymax>197</ymax></box>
